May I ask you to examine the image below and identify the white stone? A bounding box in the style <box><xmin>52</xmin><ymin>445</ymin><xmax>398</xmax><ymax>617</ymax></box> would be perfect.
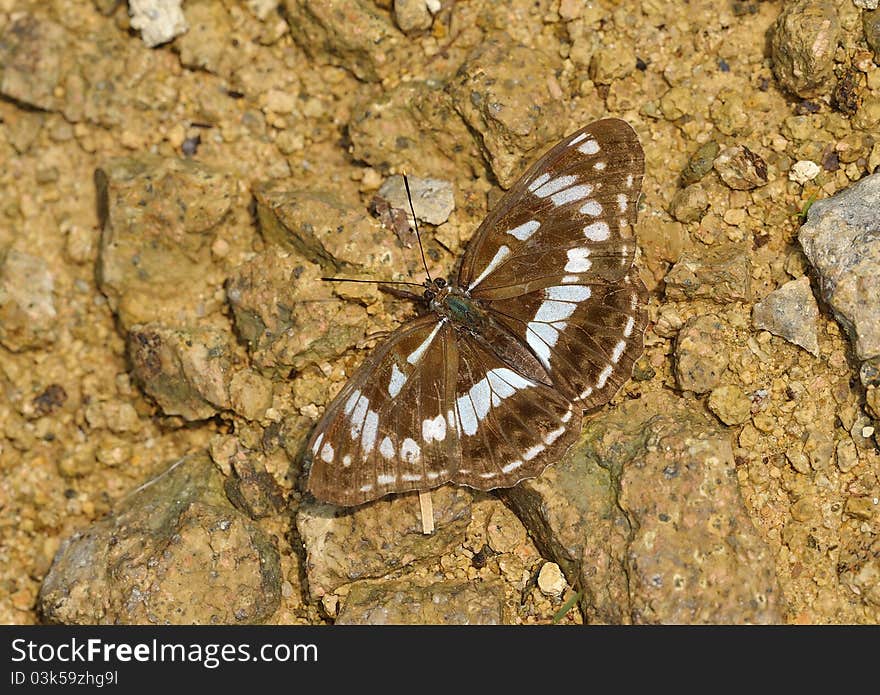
<box><xmin>789</xmin><ymin>160</ymin><xmax>821</xmax><ymax>185</ymax></box>
<box><xmin>537</xmin><ymin>562</ymin><xmax>568</xmax><ymax>597</ymax></box>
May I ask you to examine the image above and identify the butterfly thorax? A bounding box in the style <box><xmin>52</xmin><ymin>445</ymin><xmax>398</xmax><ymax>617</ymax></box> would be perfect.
<box><xmin>429</xmin><ymin>282</ymin><xmax>554</xmax><ymax>389</ymax></box>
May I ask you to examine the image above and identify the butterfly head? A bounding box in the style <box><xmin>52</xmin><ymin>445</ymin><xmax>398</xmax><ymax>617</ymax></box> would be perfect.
<box><xmin>422</xmin><ymin>277</ymin><xmax>448</xmax><ymax>305</ymax></box>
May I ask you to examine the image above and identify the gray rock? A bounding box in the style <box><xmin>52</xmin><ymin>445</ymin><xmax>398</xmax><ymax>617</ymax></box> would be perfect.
<box><xmin>664</xmin><ymin>245</ymin><xmax>751</xmax><ymax>303</ymax></box>
<box><xmin>0</xmin><ymin>249</ymin><xmax>56</xmax><ymax>352</ymax></box>
<box><xmin>378</xmin><ymin>176</ymin><xmax>455</xmax><ymax>226</ymax></box>
<box><xmin>39</xmin><ymin>453</ymin><xmax>282</xmax><ymax>624</ymax></box>
<box><xmin>752</xmin><ymin>276</ymin><xmax>820</xmax><ymax>356</ymax></box>
<box><xmin>336</xmin><ymin>578</ymin><xmax>506</xmax><ymax>624</ymax></box>
<box><xmin>799</xmin><ymin>173</ymin><xmax>880</xmax><ymax>361</ymax></box>
<box><xmin>129</xmin><ymin>0</ymin><xmax>188</xmax><ymax>48</ymax></box>
<box><xmin>503</xmin><ymin>392</ymin><xmax>783</xmax><ymax>624</ymax></box>
<box><xmin>296</xmin><ymin>487</ymin><xmax>472</xmax><ymax>599</ymax></box>
<box><xmin>770</xmin><ymin>0</ymin><xmax>840</xmax><ymax>99</ymax></box>
<box><xmin>674</xmin><ymin>314</ymin><xmax>730</xmax><ymax>394</ymax></box>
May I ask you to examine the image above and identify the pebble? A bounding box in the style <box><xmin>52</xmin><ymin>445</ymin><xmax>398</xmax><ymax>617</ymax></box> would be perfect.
<box><xmin>669</xmin><ymin>184</ymin><xmax>709</xmax><ymax>223</ymax></box>
<box><xmin>537</xmin><ymin>562</ymin><xmax>567</xmax><ymax>598</ymax></box>
<box><xmin>377</xmin><ymin>175</ymin><xmax>455</xmax><ymax>225</ymax></box>
<box><xmin>770</xmin><ymin>0</ymin><xmax>840</xmax><ymax>98</ymax></box>
<box><xmin>708</xmin><ymin>385</ymin><xmax>752</xmax><ymax>426</ymax></box>
<box><xmin>836</xmin><ymin>438</ymin><xmax>859</xmax><ymax>473</ymax></box>
<box><xmin>681</xmin><ymin>141</ymin><xmax>719</xmax><ymax>185</ymax></box>
<box><xmin>789</xmin><ymin>160</ymin><xmax>821</xmax><ymax>184</ymax></box>
<box><xmin>674</xmin><ymin>314</ymin><xmax>729</xmax><ymax>394</ymax></box>
<box><xmin>128</xmin><ymin>0</ymin><xmax>188</xmax><ymax>48</ymax></box>
<box><xmin>714</xmin><ymin>145</ymin><xmax>769</xmax><ymax>190</ymax></box>
<box><xmin>751</xmin><ymin>276</ymin><xmax>820</xmax><ymax>356</ymax></box>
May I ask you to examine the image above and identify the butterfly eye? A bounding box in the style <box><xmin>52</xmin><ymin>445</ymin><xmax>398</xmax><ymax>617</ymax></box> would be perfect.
<box><xmin>435</xmin><ymin>278</ymin><xmax>447</xmax><ymax>288</ymax></box>
<box><xmin>423</xmin><ymin>289</ymin><xmax>436</xmax><ymax>301</ymax></box>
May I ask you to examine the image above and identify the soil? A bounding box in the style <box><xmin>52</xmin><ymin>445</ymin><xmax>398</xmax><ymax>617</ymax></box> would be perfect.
<box><xmin>1</xmin><ymin>0</ymin><xmax>879</xmax><ymax>624</ymax></box>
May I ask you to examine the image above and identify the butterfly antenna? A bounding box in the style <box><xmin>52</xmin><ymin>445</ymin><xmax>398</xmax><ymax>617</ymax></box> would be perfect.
<box><xmin>403</xmin><ymin>172</ymin><xmax>432</xmax><ymax>282</ymax></box>
<box><xmin>320</xmin><ymin>277</ymin><xmax>423</xmax><ymax>287</ymax></box>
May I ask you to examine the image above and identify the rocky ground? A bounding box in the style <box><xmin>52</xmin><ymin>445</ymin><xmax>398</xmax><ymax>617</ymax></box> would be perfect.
<box><xmin>1</xmin><ymin>0</ymin><xmax>879</xmax><ymax>624</ymax></box>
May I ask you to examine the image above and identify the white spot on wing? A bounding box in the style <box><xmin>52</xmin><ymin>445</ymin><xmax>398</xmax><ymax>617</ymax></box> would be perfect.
<box><xmin>422</xmin><ymin>414</ymin><xmax>447</xmax><ymax>442</ymax></box>
<box><xmin>362</xmin><ymin>410</ymin><xmax>378</xmax><ymax>454</ymax></box>
<box><xmin>311</xmin><ymin>432</ymin><xmax>324</xmax><ymax>454</ymax></box>
<box><xmin>583</xmin><ymin>221</ymin><xmax>610</xmax><ymax>241</ymax></box>
<box><xmin>618</xmin><ymin>193</ymin><xmax>628</xmax><ymax>213</ymax></box>
<box><xmin>320</xmin><ymin>442</ymin><xmax>334</xmax><ymax>463</ymax></box>
<box><xmin>350</xmin><ymin>395</ymin><xmax>368</xmax><ymax>439</ymax></box>
<box><xmin>547</xmin><ymin>285</ymin><xmax>591</xmax><ymax>302</ymax></box>
<box><xmin>528</xmin><ymin>172</ymin><xmax>551</xmax><ymax>192</ymax></box>
<box><xmin>562</xmin><ymin>275</ymin><xmax>580</xmax><ymax>284</ymax></box>
<box><xmin>579</xmin><ymin>200</ymin><xmax>603</xmax><ymax>216</ymax></box>
<box><xmin>456</xmin><ymin>395</ymin><xmax>478</xmax><ymax>436</ymax></box>
<box><xmin>544</xmin><ymin>425</ymin><xmax>565</xmax><ymax>445</ymax></box>
<box><xmin>388</xmin><ymin>363</ymin><xmax>406</xmax><ymax>397</ymax></box>
<box><xmin>468</xmin><ymin>245</ymin><xmax>511</xmax><ymax>290</ymax></box>
<box><xmin>379</xmin><ymin>436</ymin><xmax>395</xmax><ymax>459</ymax></box>
<box><xmin>626</xmin><ymin>174</ymin><xmax>634</xmax><ymax>188</ymax></box>
<box><xmin>377</xmin><ymin>473</ymin><xmax>396</xmax><ymax>485</ymax></box>
<box><xmin>342</xmin><ymin>454</ymin><xmax>351</xmax><ymax>467</ymax></box>
<box><xmin>502</xmin><ymin>460</ymin><xmax>523</xmax><ymax>474</ymax></box>
<box><xmin>470</xmin><ymin>378</ymin><xmax>491</xmax><ymax>420</ymax></box>
<box><xmin>401</xmin><ymin>473</ymin><xmax>422</xmax><ymax>482</ymax></box>
<box><xmin>594</xmin><ymin>161</ymin><xmax>606</xmax><ymax>171</ymax></box>
<box><xmin>523</xmin><ymin>444</ymin><xmax>545</xmax><ymax>461</ymax></box>
<box><xmin>550</xmin><ymin>184</ymin><xmax>593</xmax><ymax>207</ymax></box>
<box><xmin>343</xmin><ymin>390</ymin><xmax>360</xmax><ymax>415</ymax></box>
<box><xmin>507</xmin><ymin>220</ymin><xmax>541</xmax><ymax>241</ymax></box>
<box><xmin>611</xmin><ymin>339</ymin><xmax>626</xmax><ymax>364</ymax></box>
<box><xmin>596</xmin><ymin>364</ymin><xmax>613</xmax><ymax>389</ymax></box>
<box><xmin>565</xmin><ymin>248</ymin><xmax>592</xmax><ymax>272</ymax></box>
<box><xmin>400</xmin><ymin>438</ymin><xmax>421</xmax><ymax>463</ymax></box>
<box><xmin>406</xmin><ymin>320</ymin><xmax>445</xmax><ymax>365</ymax></box>
<box><xmin>533</xmin><ymin>175</ymin><xmax>577</xmax><ymax>198</ymax></box>
<box><xmin>578</xmin><ymin>139</ymin><xmax>599</xmax><ymax>155</ymax></box>
<box><xmin>534</xmin><ymin>299</ymin><xmax>577</xmax><ymax>323</ymax></box>
<box><xmin>579</xmin><ymin>387</ymin><xmax>593</xmax><ymax>400</ymax></box>
<box><xmin>624</xmin><ymin>316</ymin><xmax>636</xmax><ymax>337</ymax></box>
<box><xmin>527</xmin><ymin>322</ymin><xmax>556</xmax><ymax>370</ymax></box>
<box><xmin>360</xmin><ymin>483</ymin><xmax>373</xmax><ymax>493</ymax></box>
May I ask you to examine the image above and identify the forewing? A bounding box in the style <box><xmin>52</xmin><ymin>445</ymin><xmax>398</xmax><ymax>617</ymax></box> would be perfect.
<box><xmin>458</xmin><ymin>118</ymin><xmax>644</xmax><ymax>299</ymax></box>
<box><xmin>306</xmin><ymin>315</ymin><xmax>461</xmax><ymax>506</ymax></box>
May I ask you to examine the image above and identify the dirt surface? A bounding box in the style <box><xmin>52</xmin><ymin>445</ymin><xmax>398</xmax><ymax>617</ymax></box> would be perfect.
<box><xmin>1</xmin><ymin>0</ymin><xmax>879</xmax><ymax>624</ymax></box>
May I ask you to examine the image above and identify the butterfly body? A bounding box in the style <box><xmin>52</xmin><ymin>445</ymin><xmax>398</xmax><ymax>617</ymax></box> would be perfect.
<box><xmin>306</xmin><ymin>119</ymin><xmax>647</xmax><ymax>507</ymax></box>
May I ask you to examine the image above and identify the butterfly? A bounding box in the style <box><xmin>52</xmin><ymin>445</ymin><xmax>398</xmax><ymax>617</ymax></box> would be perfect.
<box><xmin>305</xmin><ymin>118</ymin><xmax>647</xmax><ymax>506</ymax></box>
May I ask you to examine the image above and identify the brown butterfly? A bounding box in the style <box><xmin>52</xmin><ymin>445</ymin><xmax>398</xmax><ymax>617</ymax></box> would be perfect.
<box><xmin>306</xmin><ymin>119</ymin><xmax>646</xmax><ymax>506</ymax></box>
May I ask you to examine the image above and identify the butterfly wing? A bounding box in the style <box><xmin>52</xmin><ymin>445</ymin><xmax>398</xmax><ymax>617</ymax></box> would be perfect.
<box><xmin>459</xmin><ymin>118</ymin><xmax>643</xmax><ymax>296</ymax></box>
<box><xmin>458</xmin><ymin>118</ymin><xmax>647</xmax><ymax>404</ymax></box>
<box><xmin>448</xmin><ymin>331</ymin><xmax>581</xmax><ymax>491</ymax></box>
<box><xmin>306</xmin><ymin>315</ymin><xmax>459</xmax><ymax>506</ymax></box>
<box><xmin>305</xmin><ymin>314</ymin><xmax>582</xmax><ymax>506</ymax></box>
